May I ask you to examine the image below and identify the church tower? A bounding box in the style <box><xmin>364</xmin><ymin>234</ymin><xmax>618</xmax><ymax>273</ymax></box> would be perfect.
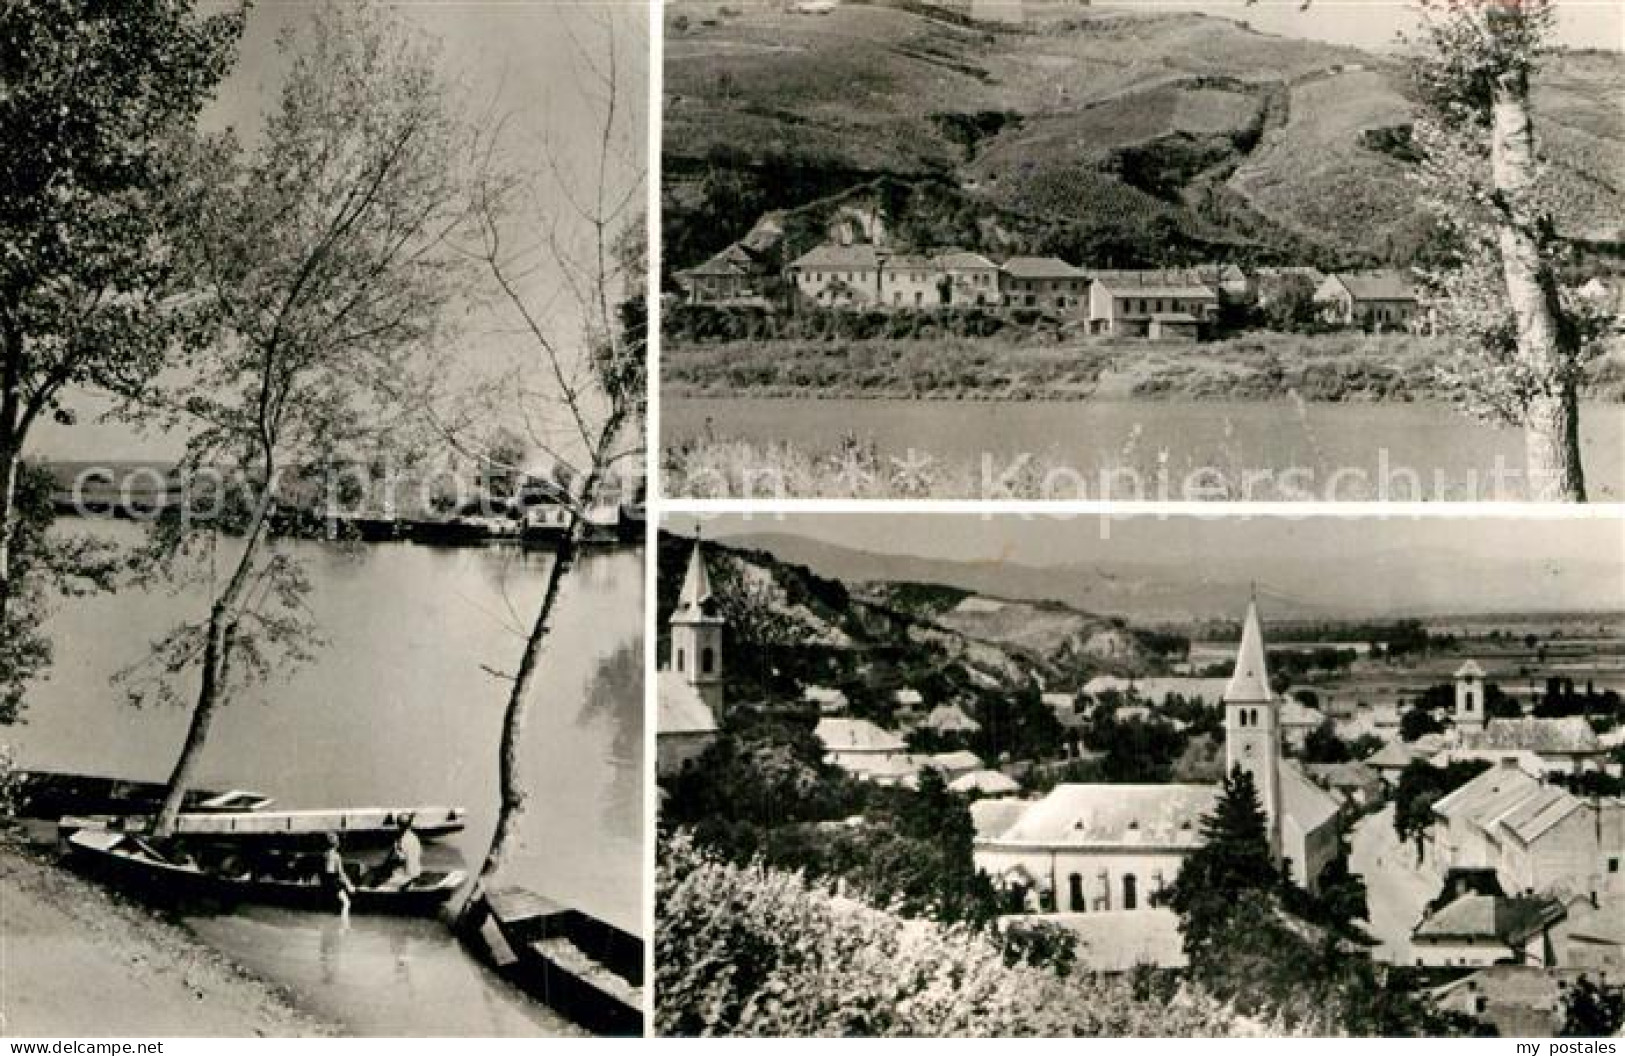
<box><xmin>1454</xmin><ymin>659</ymin><xmax>1486</xmax><ymax>738</ymax></box>
<box><xmin>671</xmin><ymin>539</ymin><xmax>725</xmax><ymax>715</ymax></box>
<box><xmin>1224</xmin><ymin>597</ymin><xmax>1282</xmax><ymax>859</ymax></box>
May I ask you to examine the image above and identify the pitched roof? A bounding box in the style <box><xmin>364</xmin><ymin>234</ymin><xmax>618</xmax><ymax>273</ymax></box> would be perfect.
<box><xmin>1303</xmin><ymin>761</ymin><xmax>1381</xmax><ymax>791</ymax></box>
<box><xmin>1364</xmin><ymin>739</ymin><xmax>1429</xmax><ymax>770</ymax></box>
<box><xmin>971</xmin><ymin>797</ymin><xmax>1031</xmax><ymax>840</ymax></box>
<box><xmin>893</xmin><ymin>688</ymin><xmax>924</xmax><ymax>706</ymax></box>
<box><xmin>1413</xmin><ymin>893</ymin><xmax>1565</xmax><ymax>945</ymax></box>
<box><xmin>1455</xmin><ymin>659</ymin><xmax>1486</xmax><ymax>679</ymax></box>
<box><xmin>1224</xmin><ymin>599</ymin><xmax>1273</xmax><ymax>704</ymax></box>
<box><xmin>1432</xmin><ymin>762</ymin><xmax>1544</xmax><ymax>824</ymax></box>
<box><xmin>923</xmin><ymin>750</ymin><xmax>984</xmax><ymax>773</ymax></box>
<box><xmin>989</xmin><ymin>783</ymin><xmax>1215</xmax><ymax>848</ymax></box>
<box><xmin>1463</xmin><ymin>717</ymin><xmax>1603</xmax><ymax>755</ymax></box>
<box><xmin>951</xmin><ymin>769</ymin><xmax>1021</xmax><ymax>795</ymax></box>
<box><xmin>1090</xmin><ymin>270</ymin><xmax>1218</xmax><ymax>299</ymax></box>
<box><xmin>685</xmin><ymin>242</ymin><xmax>766</xmax><ymax>277</ymax></box>
<box><xmin>1331</xmin><ymin>269</ymin><xmax>1417</xmax><ymax>302</ymax></box>
<box><xmin>1281</xmin><ymin>761</ymin><xmax>1341</xmax><ymax>834</ymax></box>
<box><xmin>922</xmin><ymin>704</ymin><xmax>982</xmax><ymax>733</ymax></box>
<box><xmin>790</xmin><ymin>244</ymin><xmax>881</xmax><ymax>270</ymax></box>
<box><xmin>1001</xmin><ymin>256</ymin><xmax>1086</xmax><ymax>279</ymax></box>
<box><xmin>658</xmin><ymin>671</ymin><xmax>719</xmax><ymax>737</ymax></box>
<box><xmin>1278</xmin><ymin>696</ymin><xmax>1325</xmax><ymax>728</ymax></box>
<box><xmin>934</xmin><ymin>250</ymin><xmax>999</xmax><ymax>271</ymax></box>
<box><xmin>816</xmin><ymin>717</ymin><xmax>905</xmax><ymax>754</ymax></box>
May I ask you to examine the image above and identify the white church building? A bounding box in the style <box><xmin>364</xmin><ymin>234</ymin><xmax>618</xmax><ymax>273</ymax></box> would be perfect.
<box><xmin>973</xmin><ymin>599</ymin><xmax>1342</xmax><ymax>912</ymax></box>
<box><xmin>656</xmin><ymin>542</ymin><xmax>723</xmax><ymax>778</ymax></box>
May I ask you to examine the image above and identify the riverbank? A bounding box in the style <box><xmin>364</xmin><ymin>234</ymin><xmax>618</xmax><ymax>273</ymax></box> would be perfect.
<box><xmin>0</xmin><ymin>842</ymin><xmax>337</xmax><ymax>1037</ymax></box>
<box><xmin>662</xmin><ymin>331</ymin><xmax>1625</xmax><ymax>403</ymax></box>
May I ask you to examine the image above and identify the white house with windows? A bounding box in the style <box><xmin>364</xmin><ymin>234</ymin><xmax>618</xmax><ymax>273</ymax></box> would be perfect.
<box><xmin>1087</xmin><ymin>273</ymin><xmax>1219</xmax><ymax>337</ymax></box>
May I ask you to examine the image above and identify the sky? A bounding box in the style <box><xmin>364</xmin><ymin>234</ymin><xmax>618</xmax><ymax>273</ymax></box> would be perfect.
<box><xmin>33</xmin><ymin>0</ymin><xmax>648</xmax><ymax>464</ymax></box>
<box><xmin>664</xmin><ymin>512</ymin><xmax>1625</xmax><ymax>617</ymax></box>
<box><xmin>1102</xmin><ymin>0</ymin><xmax>1622</xmax><ymax>52</ymax></box>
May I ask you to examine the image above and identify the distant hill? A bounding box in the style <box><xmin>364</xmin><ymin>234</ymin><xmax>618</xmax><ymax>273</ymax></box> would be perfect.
<box><xmin>716</xmin><ymin>531</ymin><xmax>1625</xmax><ymax>625</ymax></box>
<box><xmin>663</xmin><ymin>1</ymin><xmax>1624</xmax><ymax>274</ymax></box>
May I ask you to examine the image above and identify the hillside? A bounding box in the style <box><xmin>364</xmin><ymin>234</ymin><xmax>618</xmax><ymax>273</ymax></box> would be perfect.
<box><xmin>655</xmin><ymin>532</ymin><xmax>1174</xmax><ymax>697</ymax></box>
<box><xmin>663</xmin><ymin>1</ymin><xmax>1625</xmax><ymax>274</ymax></box>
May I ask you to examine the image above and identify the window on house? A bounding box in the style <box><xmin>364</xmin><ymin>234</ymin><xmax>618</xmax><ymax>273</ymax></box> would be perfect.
<box><xmin>701</xmin><ymin>647</ymin><xmax>715</xmax><ymax>674</ymax></box>
<box><xmin>1610</xmin><ymin>857</ymin><xmax>1620</xmax><ymax>874</ymax></box>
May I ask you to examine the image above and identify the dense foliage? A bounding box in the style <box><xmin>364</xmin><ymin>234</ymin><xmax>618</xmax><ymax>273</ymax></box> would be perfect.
<box><xmin>657</xmin><ymin>831</ymin><xmax>1302</xmax><ymax>1037</ymax></box>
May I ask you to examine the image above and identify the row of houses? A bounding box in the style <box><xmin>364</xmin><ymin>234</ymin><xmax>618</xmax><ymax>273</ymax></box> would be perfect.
<box><xmin>677</xmin><ymin>239</ymin><xmax>1427</xmax><ymax>336</ymax></box>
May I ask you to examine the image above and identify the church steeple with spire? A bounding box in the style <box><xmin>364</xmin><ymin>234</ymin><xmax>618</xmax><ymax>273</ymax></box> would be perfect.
<box><xmin>671</xmin><ymin>537</ymin><xmax>725</xmax><ymax>715</ymax></box>
<box><xmin>1224</xmin><ymin>594</ymin><xmax>1282</xmax><ymax>860</ymax></box>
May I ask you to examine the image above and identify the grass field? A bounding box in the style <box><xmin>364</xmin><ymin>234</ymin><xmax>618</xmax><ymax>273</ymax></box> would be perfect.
<box><xmin>659</xmin><ymin>329</ymin><xmax>1625</xmax><ymax>404</ymax></box>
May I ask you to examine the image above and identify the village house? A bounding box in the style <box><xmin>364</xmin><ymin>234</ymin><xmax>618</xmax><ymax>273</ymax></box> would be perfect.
<box><xmin>677</xmin><ymin>241</ymin><xmax>776</xmax><ymax>306</ymax></box>
<box><xmin>815</xmin><ymin>717</ymin><xmax>913</xmax><ymax>784</ymax></box>
<box><xmin>1450</xmin><ymin>715</ymin><xmax>1609</xmax><ymax>776</ymax></box>
<box><xmin>999</xmin><ymin>256</ymin><xmax>1089</xmax><ymax>312</ymax></box>
<box><xmin>1432</xmin><ymin>967</ymin><xmax>1614</xmax><ymax>1036</ymax></box>
<box><xmin>787</xmin><ymin>243</ymin><xmax>883</xmax><ymax>307</ymax></box>
<box><xmin>1429</xmin><ymin>759</ymin><xmax>1625</xmax><ymax>902</ymax></box>
<box><xmin>917</xmin><ymin>750</ymin><xmax>985</xmax><ymax>784</ymax></box>
<box><xmin>657</xmin><ymin>543</ymin><xmax>725</xmax><ymax>778</ymax></box>
<box><xmin>1302</xmin><ymin>761</ymin><xmax>1383</xmax><ymax>810</ymax></box>
<box><xmin>951</xmin><ymin>769</ymin><xmax>1022</xmax><ymax>796</ymax></box>
<box><xmin>920</xmin><ymin>703</ymin><xmax>982</xmax><ymax>737</ymax></box>
<box><xmin>1410</xmin><ymin>890</ymin><xmax>1567</xmax><ymax>969</ymax></box>
<box><xmin>1313</xmin><ymin>269</ymin><xmax>1419</xmax><ymax>330</ymax></box>
<box><xmin>974</xmin><ymin>601</ymin><xmax>1342</xmax><ymax>914</ymax></box>
<box><xmin>877</xmin><ymin>253</ymin><xmax>943</xmax><ymax>310</ymax></box>
<box><xmin>1086</xmin><ymin>271</ymin><xmax>1219</xmax><ymax>338</ymax></box>
<box><xmin>803</xmin><ymin>685</ymin><xmax>849</xmax><ymax>715</ymax></box>
<box><xmin>936</xmin><ymin>250</ymin><xmax>1002</xmax><ymax>307</ymax></box>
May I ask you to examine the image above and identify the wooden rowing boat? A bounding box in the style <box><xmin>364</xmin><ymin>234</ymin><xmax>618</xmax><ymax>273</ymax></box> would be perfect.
<box><xmin>60</xmin><ymin>804</ymin><xmax>465</xmax><ymax>846</ymax></box>
<box><xmin>67</xmin><ymin>829</ymin><xmax>465</xmax><ymax>915</ymax></box>
<box><xmin>464</xmin><ymin>886</ymin><xmax>644</xmax><ymax>1036</ymax></box>
<box><xmin>11</xmin><ymin>770</ymin><xmax>272</xmax><ymax>820</ymax></box>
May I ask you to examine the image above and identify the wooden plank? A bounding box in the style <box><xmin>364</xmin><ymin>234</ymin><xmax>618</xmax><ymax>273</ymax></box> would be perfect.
<box><xmin>486</xmin><ymin>886</ymin><xmax>565</xmax><ymax>928</ymax></box>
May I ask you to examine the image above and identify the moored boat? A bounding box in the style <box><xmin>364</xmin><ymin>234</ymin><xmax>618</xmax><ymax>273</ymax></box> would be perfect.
<box><xmin>10</xmin><ymin>770</ymin><xmax>273</xmax><ymax>821</ymax></box>
<box><xmin>67</xmin><ymin>829</ymin><xmax>465</xmax><ymax>915</ymax></box>
<box><xmin>60</xmin><ymin>804</ymin><xmax>466</xmax><ymax>847</ymax></box>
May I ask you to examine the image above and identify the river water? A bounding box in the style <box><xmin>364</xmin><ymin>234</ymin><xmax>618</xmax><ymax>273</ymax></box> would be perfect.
<box><xmin>663</xmin><ymin>396</ymin><xmax>1625</xmax><ymax>501</ymax></box>
<box><xmin>11</xmin><ymin>523</ymin><xmax>643</xmax><ymax>1036</ymax></box>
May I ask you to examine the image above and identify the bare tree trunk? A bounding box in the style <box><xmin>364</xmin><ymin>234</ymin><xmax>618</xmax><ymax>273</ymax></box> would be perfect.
<box><xmin>151</xmin><ymin>490</ymin><xmax>275</xmax><ymax>839</ymax></box>
<box><xmin>0</xmin><ymin>333</ymin><xmax>23</xmax><ymax>629</ymax></box>
<box><xmin>1491</xmin><ymin>71</ymin><xmax>1586</xmax><ymax>502</ymax></box>
<box><xmin>477</xmin><ymin>529</ymin><xmax>578</xmax><ymax>883</ymax></box>
<box><xmin>474</xmin><ymin>413</ymin><xmax>626</xmax><ymax>890</ymax></box>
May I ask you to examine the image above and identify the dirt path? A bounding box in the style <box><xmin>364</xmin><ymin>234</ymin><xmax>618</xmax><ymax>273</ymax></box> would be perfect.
<box><xmin>0</xmin><ymin>845</ymin><xmax>337</xmax><ymax>1037</ymax></box>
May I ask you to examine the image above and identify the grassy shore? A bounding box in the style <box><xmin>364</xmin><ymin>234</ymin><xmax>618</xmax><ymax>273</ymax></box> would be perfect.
<box><xmin>662</xmin><ymin>330</ymin><xmax>1625</xmax><ymax>403</ymax></box>
<box><xmin>0</xmin><ymin>842</ymin><xmax>336</xmax><ymax>1037</ymax></box>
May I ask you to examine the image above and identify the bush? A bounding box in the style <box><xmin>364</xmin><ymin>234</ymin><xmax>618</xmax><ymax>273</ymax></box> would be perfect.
<box><xmin>656</xmin><ymin>832</ymin><xmax>1293</xmax><ymax>1037</ymax></box>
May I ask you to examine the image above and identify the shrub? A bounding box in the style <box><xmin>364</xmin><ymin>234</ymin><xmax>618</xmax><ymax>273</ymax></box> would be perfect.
<box><xmin>656</xmin><ymin>832</ymin><xmax>1294</xmax><ymax>1037</ymax></box>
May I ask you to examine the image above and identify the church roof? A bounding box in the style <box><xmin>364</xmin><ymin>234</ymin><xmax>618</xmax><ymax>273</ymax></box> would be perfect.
<box><xmin>1455</xmin><ymin>659</ymin><xmax>1486</xmax><ymax>679</ymax></box>
<box><xmin>674</xmin><ymin>541</ymin><xmax>721</xmax><ymax>622</ymax></box>
<box><xmin>990</xmin><ymin>784</ymin><xmax>1214</xmax><ymax>848</ymax></box>
<box><xmin>657</xmin><ymin>671</ymin><xmax>719</xmax><ymax>737</ymax></box>
<box><xmin>971</xmin><ymin>797</ymin><xmax>1030</xmax><ymax>840</ymax></box>
<box><xmin>1463</xmin><ymin>717</ymin><xmax>1603</xmax><ymax>755</ymax></box>
<box><xmin>1280</xmin><ymin>762</ymin><xmax>1341</xmax><ymax>834</ymax></box>
<box><xmin>1224</xmin><ymin>599</ymin><xmax>1273</xmax><ymax>703</ymax></box>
